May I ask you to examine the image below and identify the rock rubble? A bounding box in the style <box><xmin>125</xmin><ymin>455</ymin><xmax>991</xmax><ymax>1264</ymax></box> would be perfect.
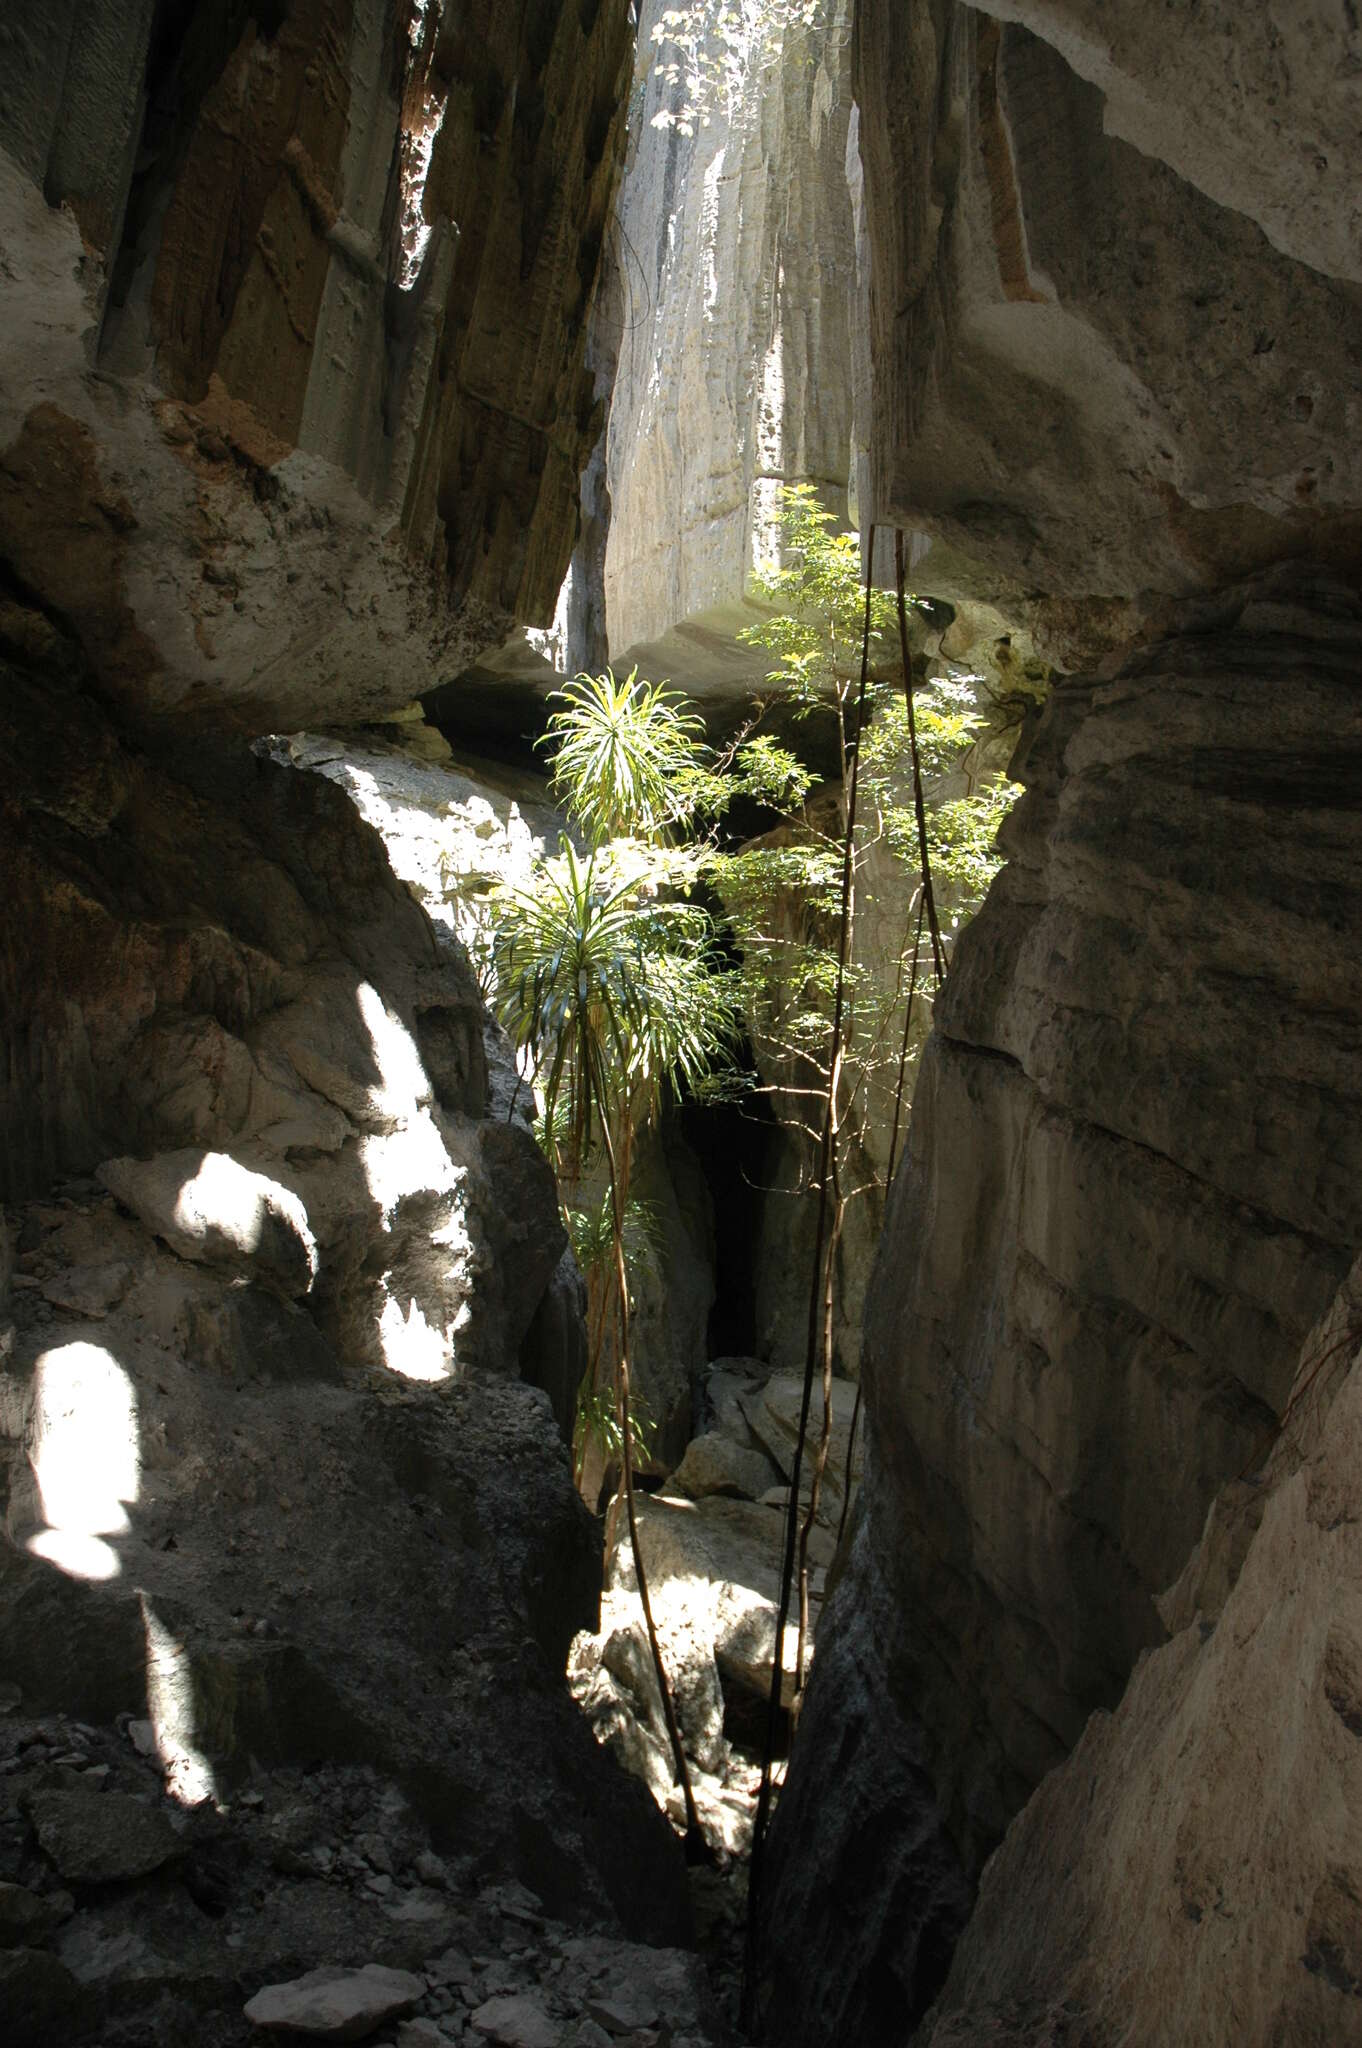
<box><xmin>0</xmin><ymin>1701</ymin><xmax>737</xmax><ymax>2048</ymax></box>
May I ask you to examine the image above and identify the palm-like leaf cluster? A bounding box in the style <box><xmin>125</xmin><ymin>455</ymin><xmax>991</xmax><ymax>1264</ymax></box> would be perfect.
<box><xmin>494</xmin><ymin>839</ymin><xmax>737</xmax><ymax>1178</ymax></box>
<box><xmin>542</xmin><ymin>666</ymin><xmax>708</xmax><ymax>847</ymax></box>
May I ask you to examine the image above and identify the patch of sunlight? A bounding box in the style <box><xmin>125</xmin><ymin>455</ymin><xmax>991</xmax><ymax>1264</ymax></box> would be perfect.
<box><xmin>27</xmin><ymin>1342</ymin><xmax>138</xmax><ymax>1582</ymax></box>
<box><xmin>141</xmin><ymin>1594</ymin><xmax>217</xmax><ymax>1807</ymax></box>
<box><xmin>356</xmin><ymin>980</ymin><xmax>432</xmax><ymax>1122</ymax></box>
<box><xmin>376</xmin><ymin>1291</ymin><xmax>458</xmax><ymax>1383</ymax></box>
<box><xmin>171</xmin><ymin>1152</ymin><xmax>318</xmax><ymax>1291</ymax></box>
<box><xmin>358</xmin><ymin>1115</ymin><xmax>461</xmax><ymax>1223</ymax></box>
<box><xmin>398</xmin><ymin>0</ymin><xmax>449</xmax><ymax>288</ymax></box>
<box><xmin>353</xmin><ymin>982</ymin><xmax>468</xmax><ymax>1382</ymax></box>
<box><xmin>754</xmin><ymin>323</ymin><xmax>787</xmax><ymax>505</ymax></box>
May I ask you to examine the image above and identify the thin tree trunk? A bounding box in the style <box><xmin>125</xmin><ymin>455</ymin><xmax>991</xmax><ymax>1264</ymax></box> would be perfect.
<box><xmin>894</xmin><ymin>528</ymin><xmax>946</xmax><ymax>982</ymax></box>
<box><xmin>597</xmin><ymin>1109</ymin><xmax>703</xmax><ymax>1848</ymax></box>
<box><xmin>742</xmin><ymin>525</ymin><xmax>878</xmax><ymax>2032</ymax></box>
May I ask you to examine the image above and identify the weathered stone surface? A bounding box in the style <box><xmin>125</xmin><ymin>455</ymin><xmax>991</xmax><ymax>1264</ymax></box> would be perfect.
<box><xmin>469</xmin><ymin>1992</ymin><xmax>560</xmax><ymax>2048</ymax></box>
<box><xmin>586</xmin><ymin>1980</ymin><xmax>658</xmax><ymax>2034</ymax></box>
<box><xmin>739</xmin><ymin>1373</ymin><xmax>862</xmax><ymax>1520</ymax></box>
<box><xmin>763</xmin><ymin>569</ymin><xmax>1362</xmax><ymax>2035</ymax></box>
<box><xmin>669</xmin><ymin>1431</ymin><xmax>781</xmax><ymax>1503</ymax></box>
<box><xmin>244</xmin><ymin>1962</ymin><xmax>423</xmax><ymax>2040</ymax></box>
<box><xmin>28</xmin><ymin>1788</ymin><xmax>181</xmax><ymax>1884</ymax></box>
<box><xmin>603</xmin><ymin>0</ymin><xmax>860</xmax><ymax>698</ymax></box>
<box><xmin>920</xmin><ymin>1262</ymin><xmax>1362</xmax><ymax>2048</ymax></box>
<box><xmin>396</xmin><ymin>2022</ymin><xmax>455</xmax><ymax>2048</ymax></box>
<box><xmin>852</xmin><ymin>0</ymin><xmax>1362</xmax><ymax>663</ymax></box>
<box><xmin>572</xmin><ymin>1481</ymin><xmax>810</xmax><ymax>1816</ymax></box>
<box><xmin>0</xmin><ymin>617</ymin><xmax>688</xmax><ymax>1947</ymax></box>
<box><xmin>978</xmin><ymin>0</ymin><xmax>1362</xmax><ymax>283</ymax></box>
<box><xmin>99</xmin><ymin>1151</ymin><xmax>318</xmax><ymax>1299</ymax></box>
<box><xmin>0</xmin><ymin>0</ymin><xmax>634</xmax><ymax>729</ymax></box>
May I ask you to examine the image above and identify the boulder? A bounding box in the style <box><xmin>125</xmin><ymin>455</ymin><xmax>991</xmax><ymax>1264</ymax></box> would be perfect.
<box><xmin>0</xmin><ymin>1880</ymin><xmax>64</xmax><ymax>1947</ymax></box>
<box><xmin>27</xmin><ymin>1789</ymin><xmax>181</xmax><ymax>1885</ymax></box>
<box><xmin>244</xmin><ymin>1963</ymin><xmax>423</xmax><ymax>2040</ymax></box>
<box><xmin>98</xmin><ymin>1152</ymin><xmax>317</xmax><ymax>1300</ymax></box>
<box><xmin>469</xmin><ymin>1993</ymin><xmax>561</xmax><ymax>2048</ymax></box>
<box><xmin>669</xmin><ymin>1432</ymin><xmax>782</xmax><ymax>1503</ymax></box>
<box><xmin>739</xmin><ymin>1374</ymin><xmax>862</xmax><ymax>1522</ymax></box>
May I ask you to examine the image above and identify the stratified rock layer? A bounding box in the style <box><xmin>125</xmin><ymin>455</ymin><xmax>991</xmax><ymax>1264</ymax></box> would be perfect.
<box><xmin>852</xmin><ymin>0</ymin><xmax>1362</xmax><ymax>662</ymax></box>
<box><xmin>0</xmin><ymin>0</ymin><xmax>634</xmax><ymax>726</ymax></box>
<box><xmin>920</xmin><ymin>1259</ymin><xmax>1362</xmax><ymax>2048</ymax></box>
<box><xmin>603</xmin><ymin>0</ymin><xmax>860</xmax><ymax>698</ymax></box>
<box><xmin>760</xmin><ymin>567</ymin><xmax>1362</xmax><ymax>2040</ymax></box>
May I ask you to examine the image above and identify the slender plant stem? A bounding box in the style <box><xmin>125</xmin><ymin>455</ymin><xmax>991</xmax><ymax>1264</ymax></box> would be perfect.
<box><xmin>597</xmin><ymin>1107</ymin><xmax>702</xmax><ymax>1846</ymax></box>
<box><xmin>885</xmin><ymin>887</ymin><xmax>927</xmax><ymax>1191</ymax></box>
<box><xmin>741</xmin><ymin>523</ymin><xmax>878</xmax><ymax>2032</ymax></box>
<box><xmin>834</xmin><ymin>548</ymin><xmax>952</xmax><ymax>1555</ymax></box>
<box><xmin>834</xmin><ymin>1377</ymin><xmax>862</xmax><ymax>1551</ymax></box>
<box><xmin>894</xmin><ymin>529</ymin><xmax>946</xmax><ymax>982</ymax></box>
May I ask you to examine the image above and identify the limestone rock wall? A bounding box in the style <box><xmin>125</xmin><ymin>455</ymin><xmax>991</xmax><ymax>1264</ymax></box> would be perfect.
<box><xmin>0</xmin><ymin>0</ymin><xmax>634</xmax><ymax>728</ymax></box>
<box><xmin>0</xmin><ymin>1</ymin><xmax>700</xmax><ymax>2006</ymax></box>
<box><xmin>602</xmin><ymin>0</ymin><xmax>860</xmax><ymax>697</ymax></box>
<box><xmin>851</xmin><ymin>0</ymin><xmax>1362</xmax><ymax>666</ymax></box>
<box><xmin>760</xmin><ymin>566</ymin><xmax>1362</xmax><ymax>2039</ymax></box>
<box><xmin>920</xmin><ymin>1255</ymin><xmax>1362</xmax><ymax>2048</ymax></box>
<box><xmin>0</xmin><ymin>594</ymin><xmax>688</xmax><ymax>1953</ymax></box>
<box><xmin>755</xmin><ymin>6</ymin><xmax>1362</xmax><ymax>2032</ymax></box>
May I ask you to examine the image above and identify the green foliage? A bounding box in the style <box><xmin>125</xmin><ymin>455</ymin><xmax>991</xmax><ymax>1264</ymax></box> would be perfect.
<box><xmin>566</xmin><ymin>1189</ymin><xmax>663</xmax><ymax>1279</ymax></box>
<box><xmin>566</xmin><ymin>1191</ymin><xmax>662</xmax><ymax>1477</ymax></box>
<box><xmin>648</xmin><ymin>1</ymin><xmax>827</xmax><ymax>135</ymax></box>
<box><xmin>497</xmin><ymin>677</ymin><xmax>741</xmax><ymax>1488</ymax></box>
<box><xmin>541</xmin><ymin>666</ymin><xmax>707</xmax><ymax>847</ymax></box>
<box><xmin>574</xmin><ymin>1384</ymin><xmax>657</xmax><ymax>1478</ymax></box>
<box><xmin>743</xmin><ymin>484</ymin><xmax>897</xmax><ymax>684</ymax></box>
<box><xmin>713</xmin><ymin>484</ymin><xmax>1027</xmax><ymax>1152</ymax></box>
<box><xmin>485</xmin><ymin>489</ymin><xmax>1031</xmax><ymax>1466</ymax></box>
<box><xmin>493</xmin><ymin>837</ymin><xmax>736</xmax><ymax>1179</ymax></box>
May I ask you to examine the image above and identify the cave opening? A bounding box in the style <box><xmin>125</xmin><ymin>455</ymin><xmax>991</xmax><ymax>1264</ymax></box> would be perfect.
<box><xmin>679</xmin><ymin>1063</ymin><xmax>777</xmax><ymax>1364</ymax></box>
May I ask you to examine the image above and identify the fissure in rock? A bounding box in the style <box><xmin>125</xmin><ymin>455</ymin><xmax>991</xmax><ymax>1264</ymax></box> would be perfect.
<box><xmin>2</xmin><ymin>3</ymin><xmax>1361</xmax><ymax>2047</ymax></box>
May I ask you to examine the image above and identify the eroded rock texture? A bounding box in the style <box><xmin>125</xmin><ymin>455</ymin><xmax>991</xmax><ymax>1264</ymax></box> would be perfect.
<box><xmin>602</xmin><ymin>0</ymin><xmax>860</xmax><ymax>697</ymax></box>
<box><xmin>761</xmin><ymin>569</ymin><xmax>1362</xmax><ymax>2039</ymax></box>
<box><xmin>756</xmin><ymin>1</ymin><xmax>1362</xmax><ymax>2033</ymax></box>
<box><xmin>852</xmin><ymin>0</ymin><xmax>1362</xmax><ymax>664</ymax></box>
<box><xmin>921</xmin><ymin>1256</ymin><xmax>1362</xmax><ymax>2048</ymax></box>
<box><xmin>0</xmin><ymin>0</ymin><xmax>633</xmax><ymax>725</ymax></box>
<box><xmin>0</xmin><ymin>596</ymin><xmax>689</xmax><ymax>1991</ymax></box>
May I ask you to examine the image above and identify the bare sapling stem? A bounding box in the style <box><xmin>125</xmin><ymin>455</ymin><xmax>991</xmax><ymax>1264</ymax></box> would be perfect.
<box><xmin>741</xmin><ymin>524</ymin><xmax>878</xmax><ymax>2030</ymax></box>
<box><xmin>598</xmin><ymin>1108</ymin><xmax>703</xmax><ymax>1849</ymax></box>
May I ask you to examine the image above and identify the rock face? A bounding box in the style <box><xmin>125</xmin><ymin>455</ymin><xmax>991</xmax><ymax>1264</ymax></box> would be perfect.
<box><xmin>761</xmin><ymin>567</ymin><xmax>1362</xmax><ymax>2038</ymax></box>
<box><xmin>0</xmin><ymin>28</ymin><xmax>657</xmax><ymax>1953</ymax></box>
<box><xmin>602</xmin><ymin>0</ymin><xmax>860</xmax><ymax>697</ymax></box>
<box><xmin>754</xmin><ymin>6</ymin><xmax>1362</xmax><ymax>2036</ymax></box>
<box><xmin>0</xmin><ymin>598</ymin><xmax>689</xmax><ymax>1955</ymax></box>
<box><xmin>0</xmin><ymin>0</ymin><xmax>633</xmax><ymax>726</ymax></box>
<box><xmin>0</xmin><ymin>1705</ymin><xmax>727</xmax><ymax>2048</ymax></box>
<box><xmin>920</xmin><ymin>1259</ymin><xmax>1362</xmax><ymax>2048</ymax></box>
<box><xmin>852</xmin><ymin>0</ymin><xmax>1362</xmax><ymax>664</ymax></box>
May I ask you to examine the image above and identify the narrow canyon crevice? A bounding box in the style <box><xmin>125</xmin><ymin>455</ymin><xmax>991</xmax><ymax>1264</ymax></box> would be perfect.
<box><xmin>2</xmin><ymin>2</ymin><xmax>1361</xmax><ymax>2047</ymax></box>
